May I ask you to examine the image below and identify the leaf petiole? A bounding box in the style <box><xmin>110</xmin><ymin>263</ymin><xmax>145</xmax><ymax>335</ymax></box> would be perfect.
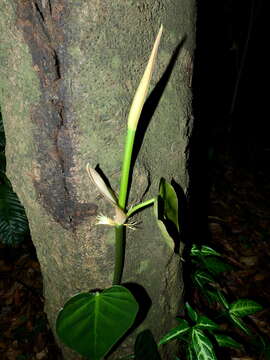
<box><xmin>127</xmin><ymin>198</ymin><xmax>156</xmax><ymax>218</ymax></box>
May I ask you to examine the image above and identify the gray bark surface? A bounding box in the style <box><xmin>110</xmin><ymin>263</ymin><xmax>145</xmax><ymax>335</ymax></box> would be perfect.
<box><xmin>0</xmin><ymin>0</ymin><xmax>196</xmax><ymax>358</ymax></box>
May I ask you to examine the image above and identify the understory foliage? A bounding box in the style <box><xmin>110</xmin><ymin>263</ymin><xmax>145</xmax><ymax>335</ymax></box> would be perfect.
<box><xmin>0</xmin><ymin>111</ymin><xmax>29</xmax><ymax>245</ymax></box>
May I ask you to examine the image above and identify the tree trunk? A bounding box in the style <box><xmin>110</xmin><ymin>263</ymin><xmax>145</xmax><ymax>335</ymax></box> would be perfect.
<box><xmin>0</xmin><ymin>1</ymin><xmax>196</xmax><ymax>358</ymax></box>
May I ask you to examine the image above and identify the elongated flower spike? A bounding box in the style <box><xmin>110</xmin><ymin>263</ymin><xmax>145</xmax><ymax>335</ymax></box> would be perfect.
<box><xmin>127</xmin><ymin>24</ymin><xmax>163</xmax><ymax>132</ymax></box>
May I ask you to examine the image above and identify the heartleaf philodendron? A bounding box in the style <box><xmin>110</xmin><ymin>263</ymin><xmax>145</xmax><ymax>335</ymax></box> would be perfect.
<box><xmin>56</xmin><ymin>286</ymin><xmax>138</xmax><ymax>359</ymax></box>
<box><xmin>56</xmin><ymin>26</ymin><xmax>164</xmax><ymax>359</ymax></box>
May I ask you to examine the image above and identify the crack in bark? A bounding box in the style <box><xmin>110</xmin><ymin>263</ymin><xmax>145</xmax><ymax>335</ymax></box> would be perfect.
<box><xmin>15</xmin><ymin>0</ymin><xmax>97</xmax><ymax>229</ymax></box>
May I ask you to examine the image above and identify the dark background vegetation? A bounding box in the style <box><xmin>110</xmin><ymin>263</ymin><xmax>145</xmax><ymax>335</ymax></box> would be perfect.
<box><xmin>1</xmin><ymin>0</ymin><xmax>269</xmax><ymax>359</ymax></box>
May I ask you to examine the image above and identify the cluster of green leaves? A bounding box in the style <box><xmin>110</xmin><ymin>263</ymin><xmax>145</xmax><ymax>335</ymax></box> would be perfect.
<box><xmin>190</xmin><ymin>244</ymin><xmax>233</xmax><ymax>302</ymax></box>
<box><xmin>185</xmin><ymin>244</ymin><xmax>263</xmax><ymax>358</ymax></box>
<box><xmin>158</xmin><ymin>298</ymin><xmax>263</xmax><ymax>360</ymax></box>
<box><xmin>0</xmin><ymin>111</ymin><xmax>29</xmax><ymax>245</ymax></box>
<box><xmin>159</xmin><ymin>302</ymin><xmax>242</xmax><ymax>360</ymax></box>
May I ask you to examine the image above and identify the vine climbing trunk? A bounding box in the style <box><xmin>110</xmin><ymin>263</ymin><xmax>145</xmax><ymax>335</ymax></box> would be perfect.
<box><xmin>0</xmin><ymin>1</ymin><xmax>196</xmax><ymax>359</ymax></box>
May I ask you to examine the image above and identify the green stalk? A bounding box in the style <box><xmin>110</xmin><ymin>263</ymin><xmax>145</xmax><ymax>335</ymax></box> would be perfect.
<box><xmin>113</xmin><ymin>129</ymin><xmax>135</xmax><ymax>285</ymax></box>
<box><xmin>112</xmin><ymin>26</ymin><xmax>163</xmax><ymax>285</ymax></box>
<box><xmin>113</xmin><ymin>225</ymin><xmax>125</xmax><ymax>285</ymax></box>
<box><xmin>118</xmin><ymin>129</ymin><xmax>136</xmax><ymax>210</ymax></box>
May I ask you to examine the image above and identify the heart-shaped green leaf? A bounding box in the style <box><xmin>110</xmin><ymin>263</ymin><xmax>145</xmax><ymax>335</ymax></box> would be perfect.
<box><xmin>56</xmin><ymin>285</ymin><xmax>139</xmax><ymax>359</ymax></box>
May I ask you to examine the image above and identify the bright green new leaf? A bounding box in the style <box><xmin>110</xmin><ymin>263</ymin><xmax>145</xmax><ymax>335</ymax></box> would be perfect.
<box><xmin>185</xmin><ymin>303</ymin><xmax>199</xmax><ymax>323</ymax></box>
<box><xmin>229</xmin><ymin>299</ymin><xmax>263</xmax><ymax>317</ymax></box>
<box><xmin>191</xmin><ymin>329</ymin><xmax>217</xmax><ymax>360</ymax></box>
<box><xmin>154</xmin><ymin>197</ymin><xmax>174</xmax><ymax>250</ymax></box>
<box><xmin>159</xmin><ymin>178</ymin><xmax>179</xmax><ymax>231</ymax></box>
<box><xmin>158</xmin><ymin>319</ymin><xmax>190</xmax><ymax>346</ymax></box>
<box><xmin>229</xmin><ymin>314</ymin><xmax>252</xmax><ymax>336</ymax></box>
<box><xmin>154</xmin><ymin>179</ymin><xmax>179</xmax><ymax>250</ymax></box>
<box><xmin>213</xmin><ymin>334</ymin><xmax>242</xmax><ymax>349</ymax></box>
<box><xmin>195</xmin><ymin>316</ymin><xmax>219</xmax><ymax>331</ymax></box>
<box><xmin>135</xmin><ymin>330</ymin><xmax>161</xmax><ymax>360</ymax></box>
<box><xmin>56</xmin><ymin>286</ymin><xmax>139</xmax><ymax>359</ymax></box>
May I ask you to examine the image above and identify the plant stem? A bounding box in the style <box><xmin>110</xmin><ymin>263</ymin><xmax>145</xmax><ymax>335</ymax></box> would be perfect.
<box><xmin>127</xmin><ymin>198</ymin><xmax>155</xmax><ymax>218</ymax></box>
<box><xmin>112</xmin><ymin>129</ymin><xmax>136</xmax><ymax>285</ymax></box>
<box><xmin>118</xmin><ymin>129</ymin><xmax>136</xmax><ymax>210</ymax></box>
<box><xmin>113</xmin><ymin>225</ymin><xmax>125</xmax><ymax>285</ymax></box>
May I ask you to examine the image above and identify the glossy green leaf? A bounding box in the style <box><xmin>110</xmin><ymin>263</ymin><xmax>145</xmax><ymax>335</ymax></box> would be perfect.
<box><xmin>159</xmin><ymin>178</ymin><xmax>179</xmax><ymax>231</ymax></box>
<box><xmin>191</xmin><ymin>328</ymin><xmax>217</xmax><ymax>360</ymax></box>
<box><xmin>56</xmin><ymin>286</ymin><xmax>139</xmax><ymax>359</ymax></box>
<box><xmin>185</xmin><ymin>303</ymin><xmax>198</xmax><ymax>323</ymax></box>
<box><xmin>213</xmin><ymin>334</ymin><xmax>242</xmax><ymax>349</ymax></box>
<box><xmin>158</xmin><ymin>319</ymin><xmax>190</xmax><ymax>346</ymax></box>
<box><xmin>229</xmin><ymin>299</ymin><xmax>263</xmax><ymax>317</ymax></box>
<box><xmin>202</xmin><ymin>257</ymin><xmax>233</xmax><ymax>275</ymax></box>
<box><xmin>195</xmin><ymin>316</ymin><xmax>219</xmax><ymax>331</ymax></box>
<box><xmin>0</xmin><ymin>184</ymin><xmax>29</xmax><ymax>245</ymax></box>
<box><xmin>135</xmin><ymin>330</ymin><xmax>161</xmax><ymax>360</ymax></box>
<box><xmin>154</xmin><ymin>197</ymin><xmax>174</xmax><ymax>250</ymax></box>
<box><xmin>191</xmin><ymin>245</ymin><xmax>221</xmax><ymax>257</ymax></box>
<box><xmin>229</xmin><ymin>314</ymin><xmax>252</xmax><ymax>335</ymax></box>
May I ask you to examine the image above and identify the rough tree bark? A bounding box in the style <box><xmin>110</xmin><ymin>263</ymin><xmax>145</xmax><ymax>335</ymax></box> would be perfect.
<box><xmin>0</xmin><ymin>0</ymin><xmax>196</xmax><ymax>358</ymax></box>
